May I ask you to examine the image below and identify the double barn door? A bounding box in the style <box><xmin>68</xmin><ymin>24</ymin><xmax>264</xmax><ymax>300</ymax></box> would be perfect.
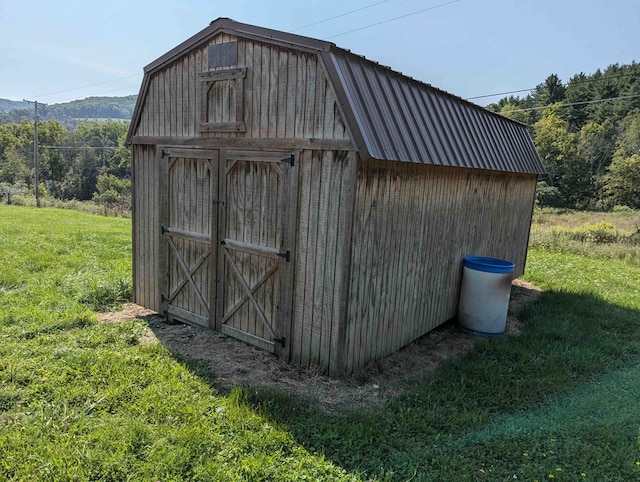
<box><xmin>161</xmin><ymin>147</ymin><xmax>294</xmax><ymax>355</ymax></box>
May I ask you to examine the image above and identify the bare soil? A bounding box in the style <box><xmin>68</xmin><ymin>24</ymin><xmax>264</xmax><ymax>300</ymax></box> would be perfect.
<box><xmin>98</xmin><ymin>279</ymin><xmax>542</xmax><ymax>414</ymax></box>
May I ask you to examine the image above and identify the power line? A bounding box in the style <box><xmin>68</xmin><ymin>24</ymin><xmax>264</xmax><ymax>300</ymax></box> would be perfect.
<box><xmin>467</xmin><ymin>88</ymin><xmax>536</xmax><ymax>100</ymax></box>
<box><xmin>30</xmin><ymin>73</ymin><xmax>142</xmax><ymax>100</ymax></box>
<box><xmin>326</xmin><ymin>0</ymin><xmax>462</xmax><ymax>39</ymax></box>
<box><xmin>81</xmin><ymin>85</ymin><xmax>141</xmax><ymax>97</ymax></box>
<box><xmin>291</xmin><ymin>0</ymin><xmax>395</xmax><ymax>32</ymax></box>
<box><xmin>466</xmin><ymin>71</ymin><xmax>639</xmax><ymax>101</ymax></box>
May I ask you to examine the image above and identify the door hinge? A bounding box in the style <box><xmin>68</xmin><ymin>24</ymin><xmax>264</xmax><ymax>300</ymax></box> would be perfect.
<box><xmin>280</xmin><ymin>154</ymin><xmax>295</xmax><ymax>167</ymax></box>
<box><xmin>277</xmin><ymin>250</ymin><xmax>290</xmax><ymax>262</ymax></box>
<box><xmin>161</xmin><ymin>149</ymin><xmax>170</xmax><ymax>158</ymax></box>
<box><xmin>273</xmin><ymin>337</ymin><xmax>286</xmax><ymax>348</ymax></box>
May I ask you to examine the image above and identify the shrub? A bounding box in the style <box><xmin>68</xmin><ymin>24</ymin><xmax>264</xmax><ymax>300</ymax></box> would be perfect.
<box><xmin>612</xmin><ymin>205</ymin><xmax>634</xmax><ymax>213</ymax></box>
<box><xmin>535</xmin><ymin>181</ymin><xmax>565</xmax><ymax>207</ymax></box>
<box><xmin>568</xmin><ymin>222</ymin><xmax>620</xmax><ymax>244</ymax></box>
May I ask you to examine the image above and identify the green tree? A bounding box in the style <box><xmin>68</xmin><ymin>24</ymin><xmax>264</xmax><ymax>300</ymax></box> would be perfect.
<box><xmin>534</xmin><ymin>107</ymin><xmax>592</xmax><ymax>207</ymax></box>
<box><xmin>602</xmin><ymin>154</ymin><xmax>640</xmax><ymax>208</ymax></box>
<box><xmin>93</xmin><ymin>173</ymin><xmax>131</xmax><ymax>215</ymax></box>
<box><xmin>38</xmin><ymin>121</ymin><xmax>71</xmax><ymax>195</ymax></box>
<box><xmin>59</xmin><ymin>147</ymin><xmax>100</xmax><ymax>200</ymax></box>
<box><xmin>0</xmin><ymin>145</ymin><xmax>31</xmax><ymax>185</ymax></box>
<box><xmin>563</xmin><ymin>72</ymin><xmax>596</xmax><ymax>130</ymax></box>
<box><xmin>578</xmin><ymin>120</ymin><xmax>616</xmax><ymax>179</ymax></box>
<box><xmin>534</xmin><ymin>74</ymin><xmax>566</xmax><ymax>107</ymax></box>
<box><xmin>499</xmin><ymin>101</ymin><xmax>532</xmax><ymax>125</ymax></box>
<box><xmin>73</xmin><ymin>121</ymin><xmax>130</xmax><ymax>179</ymax></box>
<box><xmin>613</xmin><ymin>109</ymin><xmax>640</xmax><ymax>159</ymax></box>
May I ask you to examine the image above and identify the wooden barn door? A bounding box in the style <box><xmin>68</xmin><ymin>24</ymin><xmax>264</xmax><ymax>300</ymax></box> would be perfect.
<box><xmin>161</xmin><ymin>148</ymin><xmax>218</xmax><ymax>327</ymax></box>
<box><xmin>216</xmin><ymin>150</ymin><xmax>295</xmax><ymax>356</ymax></box>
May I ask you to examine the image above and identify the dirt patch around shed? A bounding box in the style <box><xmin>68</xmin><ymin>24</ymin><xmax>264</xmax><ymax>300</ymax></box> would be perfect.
<box><xmin>98</xmin><ymin>279</ymin><xmax>542</xmax><ymax>414</ymax></box>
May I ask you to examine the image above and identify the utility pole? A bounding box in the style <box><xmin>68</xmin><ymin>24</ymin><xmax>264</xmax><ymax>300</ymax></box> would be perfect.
<box><xmin>23</xmin><ymin>99</ymin><xmax>43</xmax><ymax>207</ymax></box>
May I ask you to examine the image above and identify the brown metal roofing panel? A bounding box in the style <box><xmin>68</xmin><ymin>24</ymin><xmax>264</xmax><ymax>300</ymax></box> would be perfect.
<box><xmin>409</xmin><ymin>83</ymin><xmax>447</xmax><ymax>165</ymax></box>
<box><xmin>391</xmin><ymin>79</ymin><xmax>430</xmax><ymax>161</ymax></box>
<box><xmin>326</xmin><ymin>48</ymin><xmax>545</xmax><ymax>174</ymax></box>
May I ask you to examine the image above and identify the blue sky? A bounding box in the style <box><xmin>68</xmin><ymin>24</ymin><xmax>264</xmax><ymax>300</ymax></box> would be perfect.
<box><xmin>1</xmin><ymin>0</ymin><xmax>638</xmax><ymax>106</ymax></box>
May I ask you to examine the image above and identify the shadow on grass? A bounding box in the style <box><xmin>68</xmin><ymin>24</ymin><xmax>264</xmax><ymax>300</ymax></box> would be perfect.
<box><xmin>145</xmin><ymin>290</ymin><xmax>640</xmax><ymax>480</ymax></box>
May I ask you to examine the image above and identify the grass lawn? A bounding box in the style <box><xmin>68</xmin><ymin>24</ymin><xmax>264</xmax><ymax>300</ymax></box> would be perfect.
<box><xmin>1</xmin><ymin>205</ymin><xmax>639</xmax><ymax>481</ymax></box>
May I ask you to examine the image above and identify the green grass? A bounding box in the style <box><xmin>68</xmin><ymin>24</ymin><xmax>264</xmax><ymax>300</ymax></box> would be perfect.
<box><xmin>1</xmin><ymin>204</ymin><xmax>639</xmax><ymax>481</ymax></box>
<box><xmin>0</xmin><ymin>206</ymin><xmax>354</xmax><ymax>481</ymax></box>
<box><xmin>530</xmin><ymin>207</ymin><xmax>640</xmax><ymax>265</ymax></box>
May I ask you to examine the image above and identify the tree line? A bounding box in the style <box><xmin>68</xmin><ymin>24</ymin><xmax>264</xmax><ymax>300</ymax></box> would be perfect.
<box><xmin>487</xmin><ymin>61</ymin><xmax>640</xmax><ymax>209</ymax></box>
<box><xmin>0</xmin><ymin>120</ymin><xmax>131</xmax><ymax>214</ymax></box>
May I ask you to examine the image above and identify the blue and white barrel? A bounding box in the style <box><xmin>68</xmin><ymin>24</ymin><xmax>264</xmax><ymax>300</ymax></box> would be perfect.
<box><xmin>458</xmin><ymin>256</ymin><xmax>515</xmax><ymax>335</ymax></box>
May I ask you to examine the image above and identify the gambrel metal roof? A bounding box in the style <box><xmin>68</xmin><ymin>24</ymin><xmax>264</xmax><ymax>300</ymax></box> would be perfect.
<box><xmin>129</xmin><ymin>18</ymin><xmax>544</xmax><ymax>175</ymax></box>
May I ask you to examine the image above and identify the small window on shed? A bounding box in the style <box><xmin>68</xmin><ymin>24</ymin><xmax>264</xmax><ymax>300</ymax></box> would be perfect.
<box><xmin>208</xmin><ymin>42</ymin><xmax>238</xmax><ymax>68</ymax></box>
<box><xmin>198</xmin><ymin>67</ymin><xmax>247</xmax><ymax>133</ymax></box>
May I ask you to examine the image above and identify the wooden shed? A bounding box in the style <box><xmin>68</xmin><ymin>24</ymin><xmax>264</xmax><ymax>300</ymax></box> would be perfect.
<box><xmin>126</xmin><ymin>18</ymin><xmax>544</xmax><ymax>375</ymax></box>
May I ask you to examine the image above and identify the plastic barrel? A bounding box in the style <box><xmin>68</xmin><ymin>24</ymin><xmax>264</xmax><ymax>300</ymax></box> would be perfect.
<box><xmin>457</xmin><ymin>256</ymin><xmax>515</xmax><ymax>335</ymax></box>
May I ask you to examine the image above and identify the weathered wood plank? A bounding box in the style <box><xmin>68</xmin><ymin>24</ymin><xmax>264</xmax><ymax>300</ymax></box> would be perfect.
<box><xmin>248</xmin><ymin>41</ymin><xmax>260</xmax><ymax>138</ymax></box>
<box><xmin>278</xmin><ymin>152</ymin><xmax>298</xmax><ymax>362</ymax></box>
<box><xmin>164</xmin><ymin>227</ymin><xmax>211</xmax><ymax>243</ymax></box>
<box><xmin>267</xmin><ymin>46</ymin><xmax>280</xmax><ymax>138</ymax></box>
<box><xmin>222</xmin><ymin>237</ymin><xmax>282</xmax><ymax>259</ymax></box>
<box><xmin>285</xmin><ymin>52</ymin><xmax>297</xmax><ymax>139</ymax></box>
<box><xmin>303</xmin><ymin>55</ymin><xmax>317</xmax><ymax>139</ymax></box>
<box><xmin>375</xmin><ymin>163</ymin><xmax>393</xmax><ymax>362</ymax></box>
<box><xmin>311</xmin><ymin>152</ymin><xmax>337</xmax><ymax>369</ymax></box>
<box><xmin>294</xmin><ymin>54</ymin><xmax>307</xmax><ymax>139</ymax></box>
<box><xmin>291</xmin><ymin>151</ymin><xmax>311</xmax><ymax>365</ymax></box>
<box><xmin>300</xmin><ymin>151</ymin><xmax>322</xmax><ymax>366</ymax></box>
<box><xmin>330</xmin><ymin>151</ymin><xmax>356</xmax><ymax>376</ymax></box>
<box><xmin>168</xmin><ymin>305</ymin><xmax>208</xmax><ymax>327</ymax></box>
<box><xmin>131</xmin><ymin>136</ymin><xmax>355</xmax><ymax>151</ymax></box>
<box><xmin>221</xmin><ymin>324</ymin><xmax>275</xmax><ymax>353</ymax></box>
<box><xmin>276</xmin><ymin>49</ymin><xmax>288</xmax><ymax>138</ymax></box>
<box><xmin>200</xmin><ymin>122</ymin><xmax>246</xmax><ymax>133</ymax></box>
<box><xmin>261</xmin><ymin>44</ymin><xmax>273</xmax><ymax>138</ymax></box>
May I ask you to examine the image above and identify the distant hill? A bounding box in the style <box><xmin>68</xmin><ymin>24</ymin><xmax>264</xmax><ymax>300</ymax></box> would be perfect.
<box><xmin>0</xmin><ymin>99</ymin><xmax>30</xmax><ymax>113</ymax></box>
<box><xmin>0</xmin><ymin>95</ymin><xmax>137</xmax><ymax>129</ymax></box>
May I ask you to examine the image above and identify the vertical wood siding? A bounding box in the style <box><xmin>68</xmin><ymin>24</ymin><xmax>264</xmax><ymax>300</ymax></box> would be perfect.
<box><xmin>166</xmin><ymin>156</ymin><xmax>214</xmax><ymax>322</ymax></box>
<box><xmin>345</xmin><ymin>160</ymin><xmax>537</xmax><ymax>373</ymax></box>
<box><xmin>221</xmin><ymin>159</ymin><xmax>285</xmax><ymax>343</ymax></box>
<box><xmin>132</xmin><ymin>144</ymin><xmax>160</xmax><ymax>311</ymax></box>
<box><xmin>290</xmin><ymin>150</ymin><xmax>356</xmax><ymax>373</ymax></box>
<box><xmin>133</xmin><ymin>34</ymin><xmax>349</xmax><ymax>141</ymax></box>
